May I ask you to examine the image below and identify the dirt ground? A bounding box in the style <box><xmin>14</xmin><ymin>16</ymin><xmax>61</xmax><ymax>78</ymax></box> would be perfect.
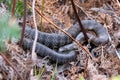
<box><xmin>0</xmin><ymin>0</ymin><xmax>120</xmax><ymax>80</ymax></box>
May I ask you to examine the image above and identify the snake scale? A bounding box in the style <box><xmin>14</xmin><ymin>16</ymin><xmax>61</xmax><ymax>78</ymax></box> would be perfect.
<box><xmin>0</xmin><ymin>7</ymin><xmax>108</xmax><ymax>63</ymax></box>
<box><xmin>23</xmin><ymin>20</ymin><xmax>109</xmax><ymax>63</ymax></box>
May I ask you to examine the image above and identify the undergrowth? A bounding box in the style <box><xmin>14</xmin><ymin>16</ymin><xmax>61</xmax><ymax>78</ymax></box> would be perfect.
<box><xmin>0</xmin><ymin>12</ymin><xmax>21</xmax><ymax>52</ymax></box>
<box><xmin>0</xmin><ymin>0</ymin><xmax>24</xmax><ymax>17</ymax></box>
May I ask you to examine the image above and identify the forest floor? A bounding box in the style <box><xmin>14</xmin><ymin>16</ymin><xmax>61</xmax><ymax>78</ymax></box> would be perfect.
<box><xmin>0</xmin><ymin>0</ymin><xmax>120</xmax><ymax>80</ymax></box>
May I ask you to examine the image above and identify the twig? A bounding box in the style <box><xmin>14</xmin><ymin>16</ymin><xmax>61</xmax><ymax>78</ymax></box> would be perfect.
<box><xmin>27</xmin><ymin>3</ymin><xmax>93</xmax><ymax>60</ymax></box>
<box><xmin>19</xmin><ymin>0</ymin><xmax>27</xmax><ymax>47</ymax></box>
<box><xmin>74</xmin><ymin>2</ymin><xmax>91</xmax><ymax>19</ymax></box>
<box><xmin>12</xmin><ymin>0</ymin><xmax>16</xmax><ymax>17</ymax></box>
<box><xmin>39</xmin><ymin>0</ymin><xmax>45</xmax><ymax>30</ymax></box>
<box><xmin>107</xmin><ymin>30</ymin><xmax>120</xmax><ymax>60</ymax></box>
<box><xmin>31</xmin><ymin>0</ymin><xmax>37</xmax><ymax>61</ymax></box>
<box><xmin>84</xmin><ymin>58</ymin><xmax>88</xmax><ymax>78</ymax></box>
<box><xmin>0</xmin><ymin>52</ymin><xmax>24</xmax><ymax>80</ymax></box>
<box><xmin>70</xmin><ymin>0</ymin><xmax>89</xmax><ymax>42</ymax></box>
<box><xmin>30</xmin><ymin>0</ymin><xmax>38</xmax><ymax>79</ymax></box>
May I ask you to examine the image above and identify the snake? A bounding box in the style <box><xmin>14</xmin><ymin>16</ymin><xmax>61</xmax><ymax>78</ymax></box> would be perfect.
<box><xmin>24</xmin><ymin>20</ymin><xmax>108</xmax><ymax>49</ymax></box>
<box><xmin>22</xmin><ymin>20</ymin><xmax>109</xmax><ymax>63</ymax></box>
<box><xmin>22</xmin><ymin>38</ymin><xmax>77</xmax><ymax>63</ymax></box>
<box><xmin>0</xmin><ymin>7</ymin><xmax>108</xmax><ymax>63</ymax></box>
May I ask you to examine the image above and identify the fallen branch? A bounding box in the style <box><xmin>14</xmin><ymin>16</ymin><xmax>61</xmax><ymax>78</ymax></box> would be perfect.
<box><xmin>0</xmin><ymin>52</ymin><xmax>24</xmax><ymax>80</ymax></box>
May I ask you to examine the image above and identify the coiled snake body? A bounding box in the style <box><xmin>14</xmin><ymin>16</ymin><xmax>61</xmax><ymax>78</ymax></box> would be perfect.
<box><xmin>0</xmin><ymin>7</ymin><xmax>108</xmax><ymax>63</ymax></box>
<box><xmin>23</xmin><ymin>20</ymin><xmax>109</xmax><ymax>63</ymax></box>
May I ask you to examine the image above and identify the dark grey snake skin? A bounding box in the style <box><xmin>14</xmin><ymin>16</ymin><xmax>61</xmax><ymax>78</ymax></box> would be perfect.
<box><xmin>23</xmin><ymin>38</ymin><xmax>77</xmax><ymax>63</ymax></box>
<box><xmin>24</xmin><ymin>20</ymin><xmax>108</xmax><ymax>49</ymax></box>
<box><xmin>23</xmin><ymin>20</ymin><xmax>109</xmax><ymax>63</ymax></box>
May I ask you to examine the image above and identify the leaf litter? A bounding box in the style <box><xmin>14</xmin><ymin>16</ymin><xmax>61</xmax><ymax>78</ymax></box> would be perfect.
<box><xmin>0</xmin><ymin>0</ymin><xmax>120</xmax><ymax>80</ymax></box>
